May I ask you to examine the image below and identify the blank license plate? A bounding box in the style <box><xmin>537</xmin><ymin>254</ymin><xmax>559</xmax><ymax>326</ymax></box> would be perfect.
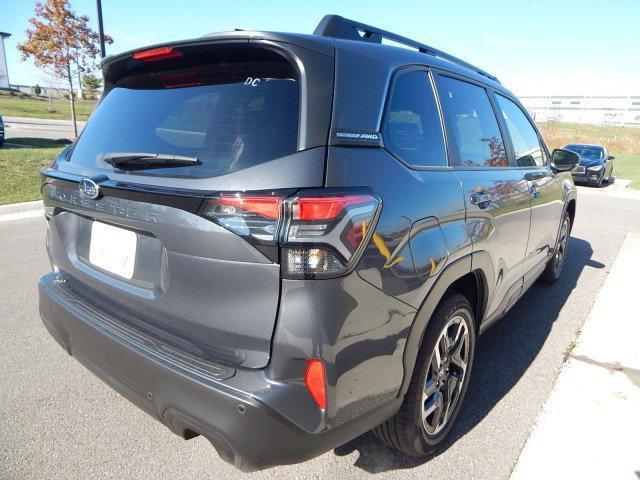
<box><xmin>89</xmin><ymin>222</ymin><xmax>137</xmax><ymax>279</ymax></box>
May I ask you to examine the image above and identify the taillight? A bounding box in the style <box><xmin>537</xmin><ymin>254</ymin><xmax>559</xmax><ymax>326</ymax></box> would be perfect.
<box><xmin>132</xmin><ymin>46</ymin><xmax>183</xmax><ymax>62</ymax></box>
<box><xmin>281</xmin><ymin>191</ymin><xmax>380</xmax><ymax>278</ymax></box>
<box><xmin>198</xmin><ymin>189</ymin><xmax>381</xmax><ymax>278</ymax></box>
<box><xmin>199</xmin><ymin>193</ymin><xmax>284</xmax><ymax>244</ymax></box>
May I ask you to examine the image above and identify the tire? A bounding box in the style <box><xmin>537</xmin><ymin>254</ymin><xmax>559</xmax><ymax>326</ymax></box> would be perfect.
<box><xmin>541</xmin><ymin>211</ymin><xmax>571</xmax><ymax>283</ymax></box>
<box><xmin>595</xmin><ymin>174</ymin><xmax>603</xmax><ymax>188</ymax></box>
<box><xmin>374</xmin><ymin>292</ymin><xmax>476</xmax><ymax>457</ymax></box>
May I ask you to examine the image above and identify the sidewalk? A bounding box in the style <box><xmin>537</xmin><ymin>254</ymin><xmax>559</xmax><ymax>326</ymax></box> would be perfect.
<box><xmin>3</xmin><ymin>116</ymin><xmax>87</xmax><ymax>127</ymax></box>
<box><xmin>0</xmin><ymin>200</ymin><xmax>44</xmax><ymax>222</ymax></box>
<box><xmin>3</xmin><ymin>116</ymin><xmax>83</xmax><ymax>142</ymax></box>
<box><xmin>577</xmin><ymin>179</ymin><xmax>640</xmax><ymax>201</ymax></box>
<box><xmin>510</xmin><ymin>233</ymin><xmax>640</xmax><ymax>480</ymax></box>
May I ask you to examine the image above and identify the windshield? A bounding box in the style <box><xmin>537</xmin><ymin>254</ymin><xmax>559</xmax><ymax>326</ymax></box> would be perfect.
<box><xmin>565</xmin><ymin>145</ymin><xmax>603</xmax><ymax>160</ymax></box>
<box><xmin>69</xmin><ymin>59</ymin><xmax>299</xmax><ymax>178</ymax></box>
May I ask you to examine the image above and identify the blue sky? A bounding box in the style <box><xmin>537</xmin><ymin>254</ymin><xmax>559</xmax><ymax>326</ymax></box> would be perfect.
<box><xmin>2</xmin><ymin>0</ymin><xmax>639</xmax><ymax>96</ymax></box>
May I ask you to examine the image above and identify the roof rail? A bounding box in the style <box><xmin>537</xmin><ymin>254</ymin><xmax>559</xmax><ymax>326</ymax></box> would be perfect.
<box><xmin>313</xmin><ymin>15</ymin><xmax>499</xmax><ymax>83</ymax></box>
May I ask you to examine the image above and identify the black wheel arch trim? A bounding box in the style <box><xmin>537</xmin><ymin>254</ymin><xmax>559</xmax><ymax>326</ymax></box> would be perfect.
<box><xmin>399</xmin><ymin>252</ymin><xmax>491</xmax><ymax>397</ymax></box>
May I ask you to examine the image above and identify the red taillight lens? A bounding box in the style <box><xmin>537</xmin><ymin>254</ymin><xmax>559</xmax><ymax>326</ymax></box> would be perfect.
<box><xmin>132</xmin><ymin>46</ymin><xmax>183</xmax><ymax>62</ymax></box>
<box><xmin>214</xmin><ymin>195</ymin><xmax>282</xmax><ymax>219</ymax></box>
<box><xmin>293</xmin><ymin>195</ymin><xmax>375</xmax><ymax>221</ymax></box>
<box><xmin>199</xmin><ymin>194</ymin><xmax>283</xmax><ymax>244</ymax></box>
<box><xmin>305</xmin><ymin>359</ymin><xmax>326</xmax><ymax>410</ymax></box>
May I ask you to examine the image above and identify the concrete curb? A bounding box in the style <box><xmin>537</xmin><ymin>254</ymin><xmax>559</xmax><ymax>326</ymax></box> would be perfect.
<box><xmin>510</xmin><ymin>233</ymin><xmax>640</xmax><ymax>480</ymax></box>
<box><xmin>0</xmin><ymin>200</ymin><xmax>44</xmax><ymax>222</ymax></box>
<box><xmin>577</xmin><ymin>179</ymin><xmax>640</xmax><ymax>200</ymax></box>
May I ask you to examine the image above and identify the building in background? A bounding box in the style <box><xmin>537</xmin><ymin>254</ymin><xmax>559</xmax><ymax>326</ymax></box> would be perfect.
<box><xmin>0</xmin><ymin>31</ymin><xmax>11</xmax><ymax>88</ymax></box>
<box><xmin>520</xmin><ymin>96</ymin><xmax>640</xmax><ymax>126</ymax></box>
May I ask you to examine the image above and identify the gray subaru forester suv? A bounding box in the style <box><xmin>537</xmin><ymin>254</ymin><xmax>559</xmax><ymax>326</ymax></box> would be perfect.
<box><xmin>39</xmin><ymin>15</ymin><xmax>579</xmax><ymax>471</ymax></box>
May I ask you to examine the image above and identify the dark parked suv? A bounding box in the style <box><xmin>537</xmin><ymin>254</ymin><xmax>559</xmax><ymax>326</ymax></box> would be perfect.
<box><xmin>565</xmin><ymin>143</ymin><xmax>614</xmax><ymax>187</ymax></box>
<box><xmin>39</xmin><ymin>15</ymin><xmax>578</xmax><ymax>471</ymax></box>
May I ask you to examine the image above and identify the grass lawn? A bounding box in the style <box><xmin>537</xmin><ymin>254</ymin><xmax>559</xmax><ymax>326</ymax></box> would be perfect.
<box><xmin>537</xmin><ymin>122</ymin><xmax>640</xmax><ymax>155</ymax></box>
<box><xmin>610</xmin><ymin>153</ymin><xmax>640</xmax><ymax>189</ymax></box>
<box><xmin>535</xmin><ymin>122</ymin><xmax>640</xmax><ymax>190</ymax></box>
<box><xmin>0</xmin><ymin>141</ymin><xmax>63</xmax><ymax>205</ymax></box>
<box><xmin>0</xmin><ymin>93</ymin><xmax>96</xmax><ymax>121</ymax></box>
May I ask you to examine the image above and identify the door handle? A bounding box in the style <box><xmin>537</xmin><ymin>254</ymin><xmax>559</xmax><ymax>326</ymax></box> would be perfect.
<box><xmin>524</xmin><ymin>171</ymin><xmax>545</xmax><ymax>181</ymax></box>
<box><xmin>470</xmin><ymin>191</ymin><xmax>493</xmax><ymax>207</ymax></box>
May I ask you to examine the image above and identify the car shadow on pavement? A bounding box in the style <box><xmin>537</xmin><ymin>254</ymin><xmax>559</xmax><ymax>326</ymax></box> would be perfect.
<box><xmin>334</xmin><ymin>236</ymin><xmax>604</xmax><ymax>473</ymax></box>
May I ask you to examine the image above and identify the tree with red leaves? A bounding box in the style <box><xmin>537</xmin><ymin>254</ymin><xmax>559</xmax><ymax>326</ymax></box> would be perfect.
<box><xmin>18</xmin><ymin>0</ymin><xmax>112</xmax><ymax>138</ymax></box>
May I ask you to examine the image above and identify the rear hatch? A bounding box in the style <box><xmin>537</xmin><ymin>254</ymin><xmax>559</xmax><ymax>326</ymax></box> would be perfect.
<box><xmin>42</xmin><ymin>37</ymin><xmax>334</xmax><ymax>368</ymax></box>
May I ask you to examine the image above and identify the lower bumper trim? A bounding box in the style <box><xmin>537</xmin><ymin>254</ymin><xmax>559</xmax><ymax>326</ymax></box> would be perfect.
<box><xmin>38</xmin><ymin>272</ymin><xmax>401</xmax><ymax>471</ymax></box>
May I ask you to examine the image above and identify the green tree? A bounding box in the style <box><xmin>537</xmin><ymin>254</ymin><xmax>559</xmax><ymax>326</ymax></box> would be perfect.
<box><xmin>17</xmin><ymin>0</ymin><xmax>112</xmax><ymax>138</ymax></box>
<box><xmin>81</xmin><ymin>73</ymin><xmax>102</xmax><ymax>100</ymax></box>
<box><xmin>33</xmin><ymin>84</ymin><xmax>42</xmax><ymax>95</ymax></box>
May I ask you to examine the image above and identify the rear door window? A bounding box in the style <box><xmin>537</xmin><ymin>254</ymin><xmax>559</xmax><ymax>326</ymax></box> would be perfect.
<box><xmin>495</xmin><ymin>95</ymin><xmax>545</xmax><ymax>167</ymax></box>
<box><xmin>435</xmin><ymin>75</ymin><xmax>508</xmax><ymax>168</ymax></box>
<box><xmin>383</xmin><ymin>70</ymin><xmax>447</xmax><ymax>167</ymax></box>
<box><xmin>69</xmin><ymin>57</ymin><xmax>299</xmax><ymax>178</ymax></box>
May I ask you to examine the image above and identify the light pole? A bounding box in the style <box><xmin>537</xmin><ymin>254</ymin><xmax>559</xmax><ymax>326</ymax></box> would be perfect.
<box><xmin>96</xmin><ymin>0</ymin><xmax>106</xmax><ymax>58</ymax></box>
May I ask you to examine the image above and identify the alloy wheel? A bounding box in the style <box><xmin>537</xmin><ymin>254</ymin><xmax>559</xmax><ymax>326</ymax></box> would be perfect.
<box><xmin>421</xmin><ymin>315</ymin><xmax>470</xmax><ymax>436</ymax></box>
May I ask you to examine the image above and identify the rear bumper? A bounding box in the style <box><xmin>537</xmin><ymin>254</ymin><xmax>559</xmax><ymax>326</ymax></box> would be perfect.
<box><xmin>38</xmin><ymin>272</ymin><xmax>399</xmax><ymax>471</ymax></box>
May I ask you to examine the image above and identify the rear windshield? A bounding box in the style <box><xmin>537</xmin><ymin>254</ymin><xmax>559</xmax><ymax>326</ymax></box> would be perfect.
<box><xmin>69</xmin><ymin>54</ymin><xmax>299</xmax><ymax>178</ymax></box>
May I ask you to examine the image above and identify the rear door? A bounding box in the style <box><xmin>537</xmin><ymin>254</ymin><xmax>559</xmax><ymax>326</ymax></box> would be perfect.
<box><xmin>434</xmin><ymin>73</ymin><xmax>531</xmax><ymax>321</ymax></box>
<box><xmin>493</xmin><ymin>93</ymin><xmax>564</xmax><ymax>284</ymax></box>
<box><xmin>43</xmin><ymin>40</ymin><xmax>334</xmax><ymax>368</ymax></box>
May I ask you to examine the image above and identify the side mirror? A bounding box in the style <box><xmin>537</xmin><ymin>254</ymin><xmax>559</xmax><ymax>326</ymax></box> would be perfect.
<box><xmin>607</xmin><ymin>155</ymin><xmax>615</xmax><ymax>160</ymax></box>
<box><xmin>551</xmin><ymin>149</ymin><xmax>579</xmax><ymax>172</ymax></box>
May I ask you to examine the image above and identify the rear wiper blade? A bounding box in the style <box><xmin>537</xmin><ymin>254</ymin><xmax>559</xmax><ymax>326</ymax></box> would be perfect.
<box><xmin>104</xmin><ymin>153</ymin><xmax>200</xmax><ymax>170</ymax></box>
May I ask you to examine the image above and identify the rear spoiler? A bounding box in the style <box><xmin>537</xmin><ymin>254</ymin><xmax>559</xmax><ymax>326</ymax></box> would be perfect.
<box><xmin>101</xmin><ymin>31</ymin><xmax>334</xmax><ymax>74</ymax></box>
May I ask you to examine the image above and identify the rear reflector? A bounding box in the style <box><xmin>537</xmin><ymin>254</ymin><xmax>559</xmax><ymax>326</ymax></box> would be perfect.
<box><xmin>132</xmin><ymin>46</ymin><xmax>183</xmax><ymax>62</ymax></box>
<box><xmin>305</xmin><ymin>359</ymin><xmax>326</xmax><ymax>410</ymax></box>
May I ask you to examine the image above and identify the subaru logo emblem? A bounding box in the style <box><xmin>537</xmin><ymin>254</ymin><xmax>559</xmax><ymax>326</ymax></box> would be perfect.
<box><xmin>79</xmin><ymin>178</ymin><xmax>101</xmax><ymax>200</ymax></box>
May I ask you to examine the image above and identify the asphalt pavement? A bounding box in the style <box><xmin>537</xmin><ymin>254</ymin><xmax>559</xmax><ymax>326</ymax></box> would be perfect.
<box><xmin>1</xmin><ymin>184</ymin><xmax>639</xmax><ymax>480</ymax></box>
<box><xmin>3</xmin><ymin>117</ymin><xmax>84</xmax><ymax>142</ymax></box>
